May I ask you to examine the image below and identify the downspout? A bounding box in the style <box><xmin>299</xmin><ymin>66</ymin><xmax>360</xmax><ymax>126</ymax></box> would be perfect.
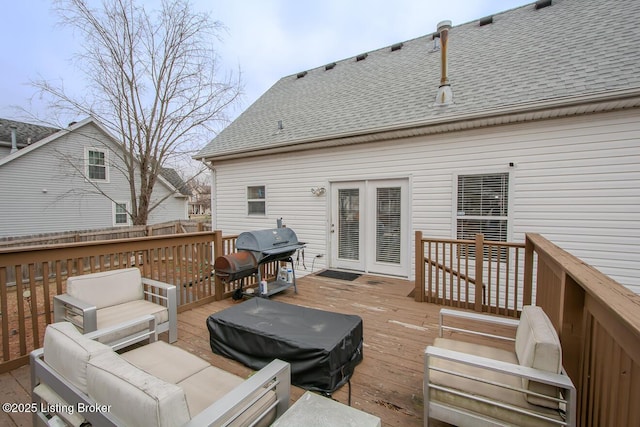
<box><xmin>10</xmin><ymin>125</ymin><xmax>18</xmax><ymax>154</ymax></box>
<box><xmin>434</xmin><ymin>20</ymin><xmax>454</xmax><ymax>106</ymax></box>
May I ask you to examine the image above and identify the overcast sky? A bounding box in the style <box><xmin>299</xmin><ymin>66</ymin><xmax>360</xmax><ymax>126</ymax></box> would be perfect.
<box><xmin>1</xmin><ymin>0</ymin><xmax>532</xmax><ymax>129</ymax></box>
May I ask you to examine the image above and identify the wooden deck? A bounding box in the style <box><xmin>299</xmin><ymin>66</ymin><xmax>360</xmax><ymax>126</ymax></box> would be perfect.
<box><xmin>1</xmin><ymin>272</ymin><xmax>446</xmax><ymax>427</ymax></box>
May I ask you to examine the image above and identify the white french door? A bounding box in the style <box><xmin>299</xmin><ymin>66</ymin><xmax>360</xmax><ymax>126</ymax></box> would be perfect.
<box><xmin>330</xmin><ymin>179</ymin><xmax>409</xmax><ymax>276</ymax></box>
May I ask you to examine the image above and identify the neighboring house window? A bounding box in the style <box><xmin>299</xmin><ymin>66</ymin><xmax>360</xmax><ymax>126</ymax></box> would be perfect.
<box><xmin>247</xmin><ymin>185</ymin><xmax>266</xmax><ymax>215</ymax></box>
<box><xmin>86</xmin><ymin>148</ymin><xmax>109</xmax><ymax>181</ymax></box>
<box><xmin>113</xmin><ymin>202</ymin><xmax>130</xmax><ymax>226</ymax></box>
<box><xmin>456</xmin><ymin>172</ymin><xmax>509</xmax><ymax>258</ymax></box>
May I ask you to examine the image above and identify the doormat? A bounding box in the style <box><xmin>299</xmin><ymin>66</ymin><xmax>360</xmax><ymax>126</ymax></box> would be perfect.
<box><xmin>316</xmin><ymin>270</ymin><xmax>362</xmax><ymax>281</ymax></box>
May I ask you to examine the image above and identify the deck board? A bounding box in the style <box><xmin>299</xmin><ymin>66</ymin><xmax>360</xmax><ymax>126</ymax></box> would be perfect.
<box><xmin>1</xmin><ymin>273</ymin><xmax>453</xmax><ymax>427</ymax></box>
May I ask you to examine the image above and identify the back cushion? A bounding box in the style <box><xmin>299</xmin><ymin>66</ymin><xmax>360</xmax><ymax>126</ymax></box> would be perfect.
<box><xmin>67</xmin><ymin>268</ymin><xmax>143</xmax><ymax>309</ymax></box>
<box><xmin>43</xmin><ymin>322</ymin><xmax>112</xmax><ymax>393</ymax></box>
<box><xmin>515</xmin><ymin>305</ymin><xmax>562</xmax><ymax>408</ymax></box>
<box><xmin>87</xmin><ymin>351</ymin><xmax>191</xmax><ymax>427</ymax></box>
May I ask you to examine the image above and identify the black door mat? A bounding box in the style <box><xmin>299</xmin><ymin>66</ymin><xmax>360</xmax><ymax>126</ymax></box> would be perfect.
<box><xmin>316</xmin><ymin>270</ymin><xmax>362</xmax><ymax>281</ymax></box>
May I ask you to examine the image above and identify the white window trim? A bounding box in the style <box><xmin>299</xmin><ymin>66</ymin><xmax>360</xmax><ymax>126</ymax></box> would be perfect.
<box><xmin>113</xmin><ymin>201</ymin><xmax>131</xmax><ymax>226</ymax></box>
<box><xmin>247</xmin><ymin>185</ymin><xmax>266</xmax><ymax>216</ymax></box>
<box><xmin>85</xmin><ymin>147</ymin><xmax>110</xmax><ymax>183</ymax></box>
<box><xmin>451</xmin><ymin>169</ymin><xmax>513</xmax><ymax>242</ymax></box>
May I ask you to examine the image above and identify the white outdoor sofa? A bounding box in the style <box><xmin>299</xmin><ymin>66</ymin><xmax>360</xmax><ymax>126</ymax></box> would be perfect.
<box><xmin>424</xmin><ymin>306</ymin><xmax>576</xmax><ymax>427</ymax></box>
<box><xmin>53</xmin><ymin>267</ymin><xmax>178</xmax><ymax>344</ymax></box>
<box><xmin>30</xmin><ymin>316</ymin><xmax>291</xmax><ymax>427</ymax></box>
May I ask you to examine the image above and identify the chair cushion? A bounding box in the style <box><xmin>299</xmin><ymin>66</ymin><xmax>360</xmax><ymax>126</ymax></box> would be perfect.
<box><xmin>43</xmin><ymin>322</ymin><xmax>112</xmax><ymax>394</ymax></box>
<box><xmin>86</xmin><ymin>351</ymin><xmax>191</xmax><ymax>427</ymax></box>
<box><xmin>66</xmin><ymin>268</ymin><xmax>143</xmax><ymax>309</ymax></box>
<box><xmin>515</xmin><ymin>305</ymin><xmax>562</xmax><ymax>408</ymax></box>
<box><xmin>121</xmin><ymin>341</ymin><xmax>210</xmax><ymax>384</ymax></box>
<box><xmin>91</xmin><ymin>300</ymin><xmax>169</xmax><ymax>343</ymax></box>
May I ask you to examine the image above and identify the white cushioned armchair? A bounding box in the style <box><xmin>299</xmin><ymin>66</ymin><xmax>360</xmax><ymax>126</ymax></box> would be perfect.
<box><xmin>30</xmin><ymin>318</ymin><xmax>291</xmax><ymax>427</ymax></box>
<box><xmin>53</xmin><ymin>267</ymin><xmax>177</xmax><ymax>345</ymax></box>
<box><xmin>424</xmin><ymin>306</ymin><xmax>576</xmax><ymax>427</ymax></box>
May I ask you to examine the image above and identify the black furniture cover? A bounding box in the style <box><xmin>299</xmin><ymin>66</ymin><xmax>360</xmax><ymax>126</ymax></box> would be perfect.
<box><xmin>207</xmin><ymin>298</ymin><xmax>363</xmax><ymax>394</ymax></box>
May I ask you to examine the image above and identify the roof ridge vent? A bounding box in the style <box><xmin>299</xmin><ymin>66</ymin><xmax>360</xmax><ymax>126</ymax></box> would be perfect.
<box><xmin>325</xmin><ymin>62</ymin><xmax>336</xmax><ymax>71</ymax></box>
<box><xmin>535</xmin><ymin>0</ymin><xmax>552</xmax><ymax>9</ymax></box>
<box><xmin>479</xmin><ymin>16</ymin><xmax>493</xmax><ymax>26</ymax></box>
<box><xmin>296</xmin><ymin>71</ymin><xmax>307</xmax><ymax>79</ymax></box>
<box><xmin>391</xmin><ymin>42</ymin><xmax>403</xmax><ymax>52</ymax></box>
<box><xmin>356</xmin><ymin>53</ymin><xmax>368</xmax><ymax>61</ymax></box>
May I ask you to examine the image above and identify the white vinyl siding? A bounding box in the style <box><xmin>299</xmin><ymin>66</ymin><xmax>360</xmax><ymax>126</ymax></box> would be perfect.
<box><xmin>210</xmin><ymin>110</ymin><xmax>640</xmax><ymax>293</ymax></box>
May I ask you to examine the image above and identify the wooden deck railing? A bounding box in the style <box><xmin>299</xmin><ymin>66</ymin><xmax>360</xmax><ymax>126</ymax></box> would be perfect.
<box><xmin>414</xmin><ymin>231</ymin><xmax>527</xmax><ymax>317</ymax></box>
<box><xmin>415</xmin><ymin>230</ymin><xmax>640</xmax><ymax>425</ymax></box>
<box><xmin>0</xmin><ymin>230</ymin><xmax>223</xmax><ymax>373</ymax></box>
<box><xmin>526</xmin><ymin>233</ymin><xmax>640</xmax><ymax>426</ymax></box>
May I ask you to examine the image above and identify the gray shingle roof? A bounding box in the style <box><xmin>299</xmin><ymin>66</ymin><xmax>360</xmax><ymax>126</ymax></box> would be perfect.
<box><xmin>0</xmin><ymin>118</ymin><xmax>59</xmax><ymax>147</ymax></box>
<box><xmin>198</xmin><ymin>0</ymin><xmax>640</xmax><ymax>159</ymax></box>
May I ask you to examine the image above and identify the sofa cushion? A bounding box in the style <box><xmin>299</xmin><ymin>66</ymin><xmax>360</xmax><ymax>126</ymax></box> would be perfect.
<box><xmin>121</xmin><ymin>341</ymin><xmax>210</xmax><ymax>384</ymax></box>
<box><xmin>43</xmin><ymin>322</ymin><xmax>112</xmax><ymax>393</ymax></box>
<box><xmin>92</xmin><ymin>300</ymin><xmax>168</xmax><ymax>343</ymax></box>
<box><xmin>66</xmin><ymin>268</ymin><xmax>143</xmax><ymax>309</ymax></box>
<box><xmin>178</xmin><ymin>366</ymin><xmax>277</xmax><ymax>427</ymax></box>
<box><xmin>515</xmin><ymin>305</ymin><xmax>562</xmax><ymax>408</ymax></box>
<box><xmin>87</xmin><ymin>351</ymin><xmax>191</xmax><ymax>427</ymax></box>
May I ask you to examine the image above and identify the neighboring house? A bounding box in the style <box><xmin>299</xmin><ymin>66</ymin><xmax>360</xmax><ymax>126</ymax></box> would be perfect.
<box><xmin>0</xmin><ymin>117</ymin><xmax>189</xmax><ymax>238</ymax></box>
<box><xmin>196</xmin><ymin>0</ymin><xmax>640</xmax><ymax>293</ymax></box>
<box><xmin>188</xmin><ymin>183</ymin><xmax>212</xmax><ymax>217</ymax></box>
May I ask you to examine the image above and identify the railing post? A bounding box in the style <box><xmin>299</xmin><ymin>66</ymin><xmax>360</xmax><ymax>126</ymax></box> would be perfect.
<box><xmin>474</xmin><ymin>234</ymin><xmax>484</xmax><ymax>311</ymax></box>
<box><xmin>213</xmin><ymin>230</ymin><xmax>224</xmax><ymax>301</ymax></box>
<box><xmin>415</xmin><ymin>231</ymin><xmax>424</xmax><ymax>302</ymax></box>
<box><xmin>523</xmin><ymin>234</ymin><xmax>534</xmax><ymax>306</ymax></box>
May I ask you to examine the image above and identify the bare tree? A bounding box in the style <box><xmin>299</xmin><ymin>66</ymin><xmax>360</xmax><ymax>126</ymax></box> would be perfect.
<box><xmin>33</xmin><ymin>0</ymin><xmax>240</xmax><ymax>224</ymax></box>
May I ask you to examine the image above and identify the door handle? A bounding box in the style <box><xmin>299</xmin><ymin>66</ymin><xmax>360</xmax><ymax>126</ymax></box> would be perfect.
<box><xmin>330</xmin><ymin>224</ymin><xmax>335</xmax><ymax>233</ymax></box>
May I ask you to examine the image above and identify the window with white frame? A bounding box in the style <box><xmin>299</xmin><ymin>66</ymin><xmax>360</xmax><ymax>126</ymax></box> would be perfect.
<box><xmin>86</xmin><ymin>148</ymin><xmax>108</xmax><ymax>181</ymax></box>
<box><xmin>456</xmin><ymin>172</ymin><xmax>509</xmax><ymax>258</ymax></box>
<box><xmin>113</xmin><ymin>202</ymin><xmax>130</xmax><ymax>226</ymax></box>
<box><xmin>247</xmin><ymin>185</ymin><xmax>266</xmax><ymax>215</ymax></box>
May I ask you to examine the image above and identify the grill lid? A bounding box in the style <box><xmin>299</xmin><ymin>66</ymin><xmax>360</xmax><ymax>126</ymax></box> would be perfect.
<box><xmin>236</xmin><ymin>228</ymin><xmax>303</xmax><ymax>254</ymax></box>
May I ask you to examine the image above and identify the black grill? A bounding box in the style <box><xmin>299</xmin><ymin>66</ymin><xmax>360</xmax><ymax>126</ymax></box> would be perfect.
<box><xmin>214</xmin><ymin>228</ymin><xmax>305</xmax><ymax>298</ymax></box>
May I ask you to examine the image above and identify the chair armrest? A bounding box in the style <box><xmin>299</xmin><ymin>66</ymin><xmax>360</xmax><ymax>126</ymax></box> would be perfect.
<box><xmin>84</xmin><ymin>314</ymin><xmax>158</xmax><ymax>351</ymax></box>
<box><xmin>53</xmin><ymin>294</ymin><xmax>97</xmax><ymax>333</ymax></box>
<box><xmin>439</xmin><ymin>308</ymin><xmax>520</xmax><ymax>342</ymax></box>
<box><xmin>141</xmin><ymin>277</ymin><xmax>178</xmax><ymax>343</ymax></box>
<box><xmin>185</xmin><ymin>359</ymin><xmax>291</xmax><ymax>427</ymax></box>
<box><xmin>425</xmin><ymin>345</ymin><xmax>574</xmax><ymax>389</ymax></box>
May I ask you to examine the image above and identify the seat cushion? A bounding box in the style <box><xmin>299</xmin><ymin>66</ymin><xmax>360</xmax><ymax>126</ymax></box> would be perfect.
<box><xmin>121</xmin><ymin>341</ymin><xmax>210</xmax><ymax>384</ymax></box>
<box><xmin>178</xmin><ymin>366</ymin><xmax>277</xmax><ymax>427</ymax></box>
<box><xmin>67</xmin><ymin>268</ymin><xmax>143</xmax><ymax>309</ymax></box>
<box><xmin>43</xmin><ymin>322</ymin><xmax>112</xmax><ymax>393</ymax></box>
<box><xmin>87</xmin><ymin>351</ymin><xmax>191</xmax><ymax>427</ymax></box>
<box><xmin>515</xmin><ymin>305</ymin><xmax>562</xmax><ymax>408</ymax></box>
<box><xmin>93</xmin><ymin>300</ymin><xmax>168</xmax><ymax>343</ymax></box>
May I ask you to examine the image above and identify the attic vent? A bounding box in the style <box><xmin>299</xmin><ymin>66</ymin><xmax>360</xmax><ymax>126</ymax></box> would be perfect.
<box><xmin>296</xmin><ymin>71</ymin><xmax>307</xmax><ymax>79</ymax></box>
<box><xmin>479</xmin><ymin>16</ymin><xmax>493</xmax><ymax>26</ymax></box>
<box><xmin>535</xmin><ymin>0</ymin><xmax>552</xmax><ymax>9</ymax></box>
<box><xmin>356</xmin><ymin>53</ymin><xmax>368</xmax><ymax>61</ymax></box>
<box><xmin>325</xmin><ymin>62</ymin><xmax>336</xmax><ymax>71</ymax></box>
<box><xmin>391</xmin><ymin>42</ymin><xmax>403</xmax><ymax>52</ymax></box>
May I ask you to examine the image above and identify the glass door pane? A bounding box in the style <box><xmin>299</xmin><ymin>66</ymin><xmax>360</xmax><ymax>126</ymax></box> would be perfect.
<box><xmin>376</xmin><ymin>187</ymin><xmax>401</xmax><ymax>264</ymax></box>
<box><xmin>338</xmin><ymin>188</ymin><xmax>360</xmax><ymax>260</ymax></box>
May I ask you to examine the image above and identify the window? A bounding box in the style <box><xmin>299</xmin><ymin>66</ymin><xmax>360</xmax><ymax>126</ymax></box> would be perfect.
<box><xmin>456</xmin><ymin>172</ymin><xmax>509</xmax><ymax>257</ymax></box>
<box><xmin>247</xmin><ymin>185</ymin><xmax>266</xmax><ymax>215</ymax></box>
<box><xmin>86</xmin><ymin>148</ymin><xmax>108</xmax><ymax>181</ymax></box>
<box><xmin>114</xmin><ymin>202</ymin><xmax>129</xmax><ymax>226</ymax></box>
